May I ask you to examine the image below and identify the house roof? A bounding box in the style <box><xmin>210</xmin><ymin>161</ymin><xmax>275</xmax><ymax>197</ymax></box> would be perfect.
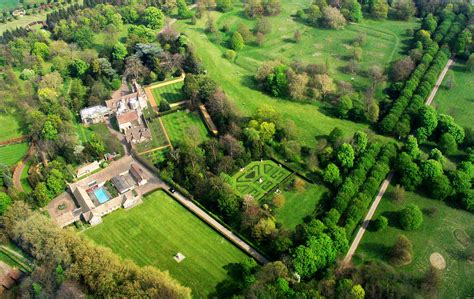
<box><xmin>80</xmin><ymin>105</ymin><xmax>110</xmax><ymax>119</ymax></box>
<box><xmin>111</xmin><ymin>175</ymin><xmax>132</xmax><ymax>193</ymax></box>
<box><xmin>130</xmin><ymin>163</ymin><xmax>147</xmax><ymax>182</ymax></box>
<box><xmin>125</xmin><ymin>126</ymin><xmax>152</xmax><ymax>143</ymax></box>
<box><xmin>117</xmin><ymin>111</ymin><xmax>139</xmax><ymax>125</ymax></box>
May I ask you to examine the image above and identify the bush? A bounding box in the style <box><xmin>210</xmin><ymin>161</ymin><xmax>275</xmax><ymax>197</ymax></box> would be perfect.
<box><xmin>371</xmin><ymin>216</ymin><xmax>388</xmax><ymax>231</ymax></box>
<box><xmin>225</xmin><ymin>50</ymin><xmax>237</xmax><ymax>61</ymax></box>
<box><xmin>399</xmin><ymin>203</ymin><xmax>423</xmax><ymax>230</ymax></box>
<box><xmin>390</xmin><ymin>234</ymin><xmax>413</xmax><ymax>265</ymax></box>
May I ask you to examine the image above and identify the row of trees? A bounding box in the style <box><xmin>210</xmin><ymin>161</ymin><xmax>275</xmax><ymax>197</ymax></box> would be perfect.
<box><xmin>380</xmin><ymin>9</ymin><xmax>470</xmax><ymax>138</ymax></box>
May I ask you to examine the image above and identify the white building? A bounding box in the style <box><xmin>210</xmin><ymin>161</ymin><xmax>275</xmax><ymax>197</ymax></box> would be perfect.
<box><xmin>80</xmin><ymin>105</ymin><xmax>110</xmax><ymax>125</ymax></box>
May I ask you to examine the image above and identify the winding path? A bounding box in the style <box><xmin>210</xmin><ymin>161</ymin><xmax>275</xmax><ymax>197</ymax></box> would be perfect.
<box><xmin>425</xmin><ymin>58</ymin><xmax>454</xmax><ymax>106</ymax></box>
<box><xmin>12</xmin><ymin>145</ymin><xmax>35</xmax><ymax>193</ymax></box>
<box><xmin>343</xmin><ymin>172</ymin><xmax>393</xmax><ymax>264</ymax></box>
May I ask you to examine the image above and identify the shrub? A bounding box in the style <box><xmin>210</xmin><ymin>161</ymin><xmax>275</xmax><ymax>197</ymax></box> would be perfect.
<box><xmin>371</xmin><ymin>216</ymin><xmax>388</xmax><ymax>231</ymax></box>
<box><xmin>390</xmin><ymin>234</ymin><xmax>413</xmax><ymax>265</ymax></box>
<box><xmin>225</xmin><ymin>50</ymin><xmax>237</xmax><ymax>61</ymax></box>
<box><xmin>399</xmin><ymin>204</ymin><xmax>423</xmax><ymax>230</ymax></box>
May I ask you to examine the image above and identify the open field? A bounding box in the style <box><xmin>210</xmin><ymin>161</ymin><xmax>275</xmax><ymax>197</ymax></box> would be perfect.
<box><xmin>0</xmin><ymin>143</ymin><xmax>28</xmax><ymax>166</ymax></box>
<box><xmin>216</xmin><ymin>2</ymin><xmax>416</xmax><ymax>90</ymax></box>
<box><xmin>354</xmin><ymin>184</ymin><xmax>474</xmax><ymax>298</ymax></box>
<box><xmin>84</xmin><ymin>190</ymin><xmax>250</xmax><ymax>298</ymax></box>
<box><xmin>0</xmin><ymin>113</ymin><xmax>23</xmax><ymax>142</ymax></box>
<box><xmin>231</xmin><ymin>160</ymin><xmax>291</xmax><ymax>200</ymax></box>
<box><xmin>275</xmin><ymin>182</ymin><xmax>328</xmax><ymax>229</ymax></box>
<box><xmin>141</xmin><ymin>147</ymin><xmax>170</xmax><ymax>165</ymax></box>
<box><xmin>151</xmin><ymin>81</ymin><xmax>185</xmax><ymax>105</ymax></box>
<box><xmin>135</xmin><ymin>118</ymin><xmax>170</xmax><ymax>153</ymax></box>
<box><xmin>173</xmin><ymin>2</ymin><xmax>410</xmax><ymax>145</ymax></box>
<box><xmin>432</xmin><ymin>61</ymin><xmax>474</xmax><ymax>131</ymax></box>
<box><xmin>161</xmin><ymin>110</ymin><xmax>209</xmax><ymax>145</ymax></box>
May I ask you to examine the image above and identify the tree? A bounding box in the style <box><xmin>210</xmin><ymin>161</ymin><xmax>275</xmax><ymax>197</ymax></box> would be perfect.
<box><xmin>352</xmin><ymin>131</ymin><xmax>368</xmax><ymax>154</ymax></box>
<box><xmin>337</xmin><ymin>95</ymin><xmax>353</xmax><ymax>118</ymax></box>
<box><xmin>422</xmin><ymin>13</ymin><xmax>437</xmax><ymax>32</ymax></box>
<box><xmin>143</xmin><ymin>7</ymin><xmax>164</xmax><ymax>29</ymax></box>
<box><xmin>328</xmin><ymin>127</ymin><xmax>344</xmax><ymax>145</ymax></box>
<box><xmin>112</xmin><ymin>42</ymin><xmax>128</xmax><ymax>61</ymax></box>
<box><xmin>341</xmin><ymin>0</ymin><xmax>362</xmax><ymax>22</ymax></box>
<box><xmin>321</xmin><ymin>6</ymin><xmax>346</xmax><ymax>29</ymax></box>
<box><xmin>390</xmin><ymin>0</ymin><xmax>415</xmax><ymax>20</ymax></box>
<box><xmin>323</xmin><ymin>163</ymin><xmax>340</xmax><ymax>184</ymax></box>
<box><xmin>230</xmin><ymin>31</ymin><xmax>244</xmax><ymax>51</ymax></box>
<box><xmin>427</xmin><ymin>174</ymin><xmax>452</xmax><ymax>200</ymax></box>
<box><xmin>314</xmin><ymin>74</ymin><xmax>335</xmax><ymax>99</ymax></box>
<box><xmin>392</xmin><ymin>184</ymin><xmax>405</xmax><ymax>202</ymax></box>
<box><xmin>245</xmin><ymin>0</ymin><xmax>264</xmax><ymax>18</ymax></box>
<box><xmin>32</xmin><ymin>42</ymin><xmax>49</xmax><ymax>59</ymax></box>
<box><xmin>420</xmin><ymin>159</ymin><xmax>443</xmax><ymax>179</ymax></box>
<box><xmin>372</xmin><ymin>216</ymin><xmax>388</xmax><ymax>231</ymax></box>
<box><xmin>350</xmin><ymin>284</ymin><xmax>365</xmax><ymax>299</ymax></box>
<box><xmin>237</xmin><ymin>23</ymin><xmax>252</xmax><ymax>42</ymax></box>
<box><xmin>252</xmin><ymin>217</ymin><xmax>276</xmax><ymax>241</ymax></box>
<box><xmin>391</xmin><ymin>234</ymin><xmax>413</xmax><ymax>265</ymax></box>
<box><xmin>439</xmin><ymin>133</ymin><xmax>457</xmax><ymax>154</ymax></box>
<box><xmin>445</xmin><ymin>71</ymin><xmax>456</xmax><ymax>90</ymax></box>
<box><xmin>254</xmin><ymin>17</ymin><xmax>272</xmax><ymax>35</ymax></box>
<box><xmin>367</xmin><ymin>101</ymin><xmax>379</xmax><ymax>123</ymax></box>
<box><xmin>69</xmin><ymin>59</ymin><xmax>89</xmax><ymax>77</ymax></box>
<box><xmin>370</xmin><ymin>0</ymin><xmax>388</xmax><ymax>19</ymax></box>
<box><xmin>33</xmin><ymin>182</ymin><xmax>51</xmax><ymax>207</ymax></box>
<box><xmin>390</xmin><ymin>57</ymin><xmax>415</xmax><ymax>82</ymax></box>
<box><xmin>404</xmin><ymin>135</ymin><xmax>421</xmax><ymax>159</ymax></box>
<box><xmin>396</xmin><ymin>152</ymin><xmax>422</xmax><ymax>191</ymax></box>
<box><xmin>272</xmin><ymin>193</ymin><xmax>285</xmax><ymax>208</ymax></box>
<box><xmin>177</xmin><ymin>0</ymin><xmax>193</xmax><ymax>19</ymax></box>
<box><xmin>264</xmin><ymin>0</ymin><xmax>281</xmax><ymax>16</ymax></box>
<box><xmin>216</xmin><ymin>0</ymin><xmax>233</xmax><ymax>12</ymax></box>
<box><xmin>0</xmin><ymin>192</ymin><xmax>12</xmax><ymax>215</ymax></box>
<box><xmin>159</xmin><ymin>99</ymin><xmax>171</xmax><ymax>111</ymax></box>
<box><xmin>399</xmin><ymin>203</ymin><xmax>423</xmax><ymax>230</ymax></box>
<box><xmin>287</xmin><ymin>70</ymin><xmax>308</xmax><ymax>100</ymax></box>
<box><xmin>337</xmin><ymin>143</ymin><xmax>355</xmax><ymax>168</ymax></box>
<box><xmin>73</xmin><ymin>26</ymin><xmax>94</xmax><ymax>48</ymax></box>
<box><xmin>293</xmin><ymin>178</ymin><xmax>306</xmax><ymax>192</ymax></box>
<box><xmin>124</xmin><ymin>55</ymin><xmax>149</xmax><ymax>81</ymax></box>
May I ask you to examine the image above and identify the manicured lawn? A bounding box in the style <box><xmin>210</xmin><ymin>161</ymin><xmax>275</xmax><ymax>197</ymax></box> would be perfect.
<box><xmin>433</xmin><ymin>61</ymin><xmax>474</xmax><ymax>130</ymax></box>
<box><xmin>0</xmin><ymin>113</ymin><xmax>23</xmax><ymax>142</ymax></box>
<box><xmin>0</xmin><ymin>0</ymin><xmax>21</xmax><ymax>10</ymax></box>
<box><xmin>173</xmin><ymin>2</ymin><xmax>405</xmax><ymax>145</ymax></box>
<box><xmin>135</xmin><ymin>118</ymin><xmax>170</xmax><ymax>153</ymax></box>
<box><xmin>231</xmin><ymin>160</ymin><xmax>292</xmax><ymax>200</ymax></box>
<box><xmin>0</xmin><ymin>143</ymin><xmax>28</xmax><ymax>166</ymax></box>
<box><xmin>151</xmin><ymin>81</ymin><xmax>185</xmax><ymax>105</ymax></box>
<box><xmin>161</xmin><ymin>110</ymin><xmax>209</xmax><ymax>145</ymax></box>
<box><xmin>84</xmin><ymin>190</ymin><xmax>250</xmax><ymax>298</ymax></box>
<box><xmin>276</xmin><ymin>183</ymin><xmax>328</xmax><ymax>229</ymax></box>
<box><xmin>354</xmin><ymin>184</ymin><xmax>474</xmax><ymax>298</ymax></box>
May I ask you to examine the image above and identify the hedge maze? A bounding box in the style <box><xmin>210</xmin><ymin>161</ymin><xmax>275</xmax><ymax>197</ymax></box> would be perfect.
<box><xmin>232</xmin><ymin>160</ymin><xmax>291</xmax><ymax>200</ymax></box>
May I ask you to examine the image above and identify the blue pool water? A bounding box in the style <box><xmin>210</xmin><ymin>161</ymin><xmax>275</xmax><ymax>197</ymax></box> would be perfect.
<box><xmin>95</xmin><ymin>188</ymin><xmax>110</xmax><ymax>204</ymax></box>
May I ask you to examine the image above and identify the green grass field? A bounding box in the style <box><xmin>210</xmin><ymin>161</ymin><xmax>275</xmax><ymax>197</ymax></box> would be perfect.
<box><xmin>0</xmin><ymin>113</ymin><xmax>23</xmax><ymax>142</ymax></box>
<box><xmin>20</xmin><ymin>160</ymin><xmax>32</xmax><ymax>193</ymax></box>
<box><xmin>0</xmin><ymin>143</ymin><xmax>28</xmax><ymax>166</ymax></box>
<box><xmin>275</xmin><ymin>182</ymin><xmax>328</xmax><ymax>229</ymax></box>
<box><xmin>433</xmin><ymin>61</ymin><xmax>474</xmax><ymax>131</ymax></box>
<box><xmin>231</xmin><ymin>160</ymin><xmax>292</xmax><ymax>200</ymax></box>
<box><xmin>354</xmin><ymin>184</ymin><xmax>474</xmax><ymax>298</ymax></box>
<box><xmin>151</xmin><ymin>81</ymin><xmax>185</xmax><ymax>105</ymax></box>
<box><xmin>161</xmin><ymin>110</ymin><xmax>209</xmax><ymax>145</ymax></box>
<box><xmin>0</xmin><ymin>0</ymin><xmax>21</xmax><ymax>10</ymax></box>
<box><xmin>135</xmin><ymin>118</ymin><xmax>170</xmax><ymax>153</ymax></box>
<box><xmin>174</xmin><ymin>1</ymin><xmax>410</xmax><ymax>145</ymax></box>
<box><xmin>84</xmin><ymin>190</ymin><xmax>250</xmax><ymax>298</ymax></box>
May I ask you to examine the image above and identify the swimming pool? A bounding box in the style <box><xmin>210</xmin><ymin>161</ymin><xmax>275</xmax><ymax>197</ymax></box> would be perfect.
<box><xmin>94</xmin><ymin>188</ymin><xmax>110</xmax><ymax>204</ymax></box>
